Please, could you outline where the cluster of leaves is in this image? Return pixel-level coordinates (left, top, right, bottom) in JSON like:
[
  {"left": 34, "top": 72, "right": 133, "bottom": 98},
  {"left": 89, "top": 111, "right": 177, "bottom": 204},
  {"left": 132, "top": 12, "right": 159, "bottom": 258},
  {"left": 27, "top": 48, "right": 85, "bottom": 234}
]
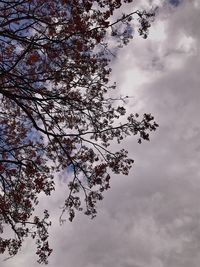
[{"left": 0, "top": 0, "right": 158, "bottom": 263}]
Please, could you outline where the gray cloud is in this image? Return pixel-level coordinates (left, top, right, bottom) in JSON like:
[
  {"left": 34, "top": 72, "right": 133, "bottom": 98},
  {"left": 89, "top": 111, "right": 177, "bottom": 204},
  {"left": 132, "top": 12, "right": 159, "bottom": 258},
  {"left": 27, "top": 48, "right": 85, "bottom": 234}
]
[{"left": 1, "top": 1, "right": 200, "bottom": 267}]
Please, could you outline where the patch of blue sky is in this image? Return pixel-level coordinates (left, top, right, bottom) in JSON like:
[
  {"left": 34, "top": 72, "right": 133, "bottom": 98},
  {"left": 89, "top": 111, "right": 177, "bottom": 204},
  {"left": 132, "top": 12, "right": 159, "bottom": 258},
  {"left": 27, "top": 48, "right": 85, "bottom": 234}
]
[
  {"left": 26, "top": 127, "right": 42, "bottom": 144},
  {"left": 169, "top": 0, "right": 181, "bottom": 7}
]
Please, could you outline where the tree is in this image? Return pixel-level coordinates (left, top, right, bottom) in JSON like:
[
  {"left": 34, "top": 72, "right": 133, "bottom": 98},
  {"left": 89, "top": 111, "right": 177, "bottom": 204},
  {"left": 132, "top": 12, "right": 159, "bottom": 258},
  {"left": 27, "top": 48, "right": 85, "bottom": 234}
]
[{"left": 0, "top": 0, "right": 158, "bottom": 264}]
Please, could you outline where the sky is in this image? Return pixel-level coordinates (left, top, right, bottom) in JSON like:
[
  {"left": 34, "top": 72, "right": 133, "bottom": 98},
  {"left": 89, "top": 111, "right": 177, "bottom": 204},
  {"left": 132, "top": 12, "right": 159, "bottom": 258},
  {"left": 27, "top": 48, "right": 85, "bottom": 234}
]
[{"left": 1, "top": 0, "right": 200, "bottom": 266}]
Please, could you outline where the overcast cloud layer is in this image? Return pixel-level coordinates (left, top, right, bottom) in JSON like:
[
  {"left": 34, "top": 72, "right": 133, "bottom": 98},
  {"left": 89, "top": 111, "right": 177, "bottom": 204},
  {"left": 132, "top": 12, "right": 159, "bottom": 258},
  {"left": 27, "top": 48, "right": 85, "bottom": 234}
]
[{"left": 2, "top": 1, "right": 200, "bottom": 267}]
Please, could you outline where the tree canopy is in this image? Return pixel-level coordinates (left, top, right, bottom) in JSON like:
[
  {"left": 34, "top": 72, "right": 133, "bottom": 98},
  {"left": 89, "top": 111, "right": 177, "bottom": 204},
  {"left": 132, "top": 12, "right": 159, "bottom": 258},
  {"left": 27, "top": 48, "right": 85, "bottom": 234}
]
[{"left": 0, "top": 0, "right": 158, "bottom": 263}]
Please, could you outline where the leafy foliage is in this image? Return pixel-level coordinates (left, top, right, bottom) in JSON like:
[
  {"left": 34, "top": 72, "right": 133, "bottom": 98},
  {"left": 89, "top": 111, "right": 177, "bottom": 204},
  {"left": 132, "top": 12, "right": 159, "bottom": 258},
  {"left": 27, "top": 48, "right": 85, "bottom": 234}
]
[{"left": 0, "top": 0, "right": 158, "bottom": 263}]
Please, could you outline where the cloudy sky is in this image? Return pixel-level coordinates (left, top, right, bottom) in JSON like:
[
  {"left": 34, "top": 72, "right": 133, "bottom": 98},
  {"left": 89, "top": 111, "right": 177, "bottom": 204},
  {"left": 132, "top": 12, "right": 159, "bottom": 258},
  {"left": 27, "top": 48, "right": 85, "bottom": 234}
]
[{"left": 2, "top": 0, "right": 200, "bottom": 266}]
